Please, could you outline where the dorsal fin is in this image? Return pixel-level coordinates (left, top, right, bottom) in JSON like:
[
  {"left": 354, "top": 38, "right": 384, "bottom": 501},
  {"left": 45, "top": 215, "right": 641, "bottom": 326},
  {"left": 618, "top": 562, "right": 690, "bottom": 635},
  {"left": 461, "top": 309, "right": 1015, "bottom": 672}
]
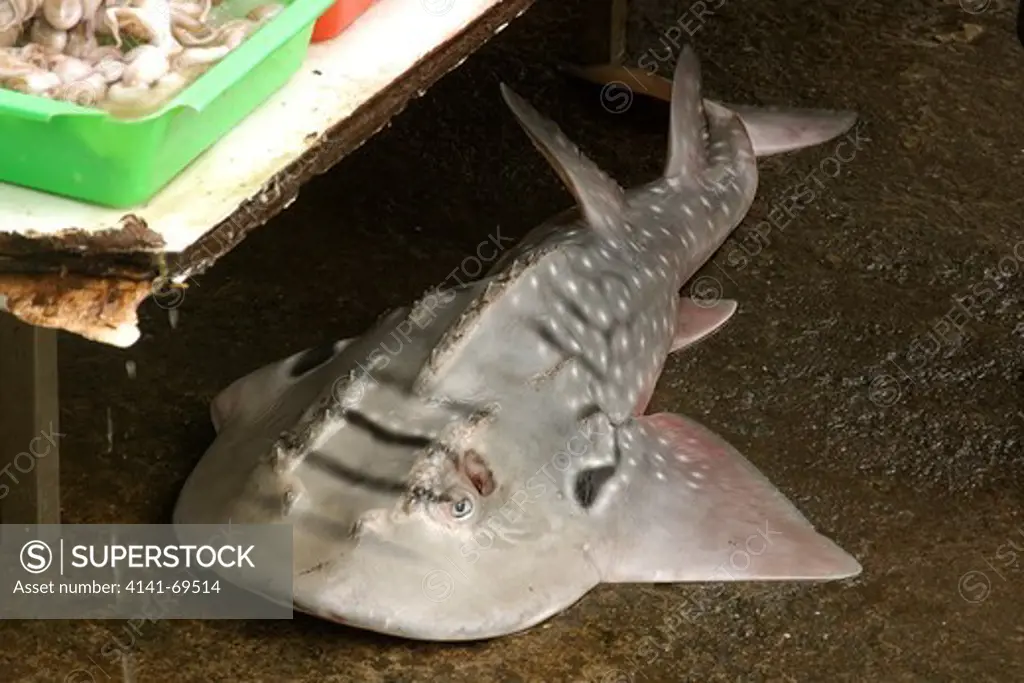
[
  {"left": 664, "top": 45, "right": 709, "bottom": 180},
  {"left": 499, "top": 83, "right": 627, "bottom": 241}
]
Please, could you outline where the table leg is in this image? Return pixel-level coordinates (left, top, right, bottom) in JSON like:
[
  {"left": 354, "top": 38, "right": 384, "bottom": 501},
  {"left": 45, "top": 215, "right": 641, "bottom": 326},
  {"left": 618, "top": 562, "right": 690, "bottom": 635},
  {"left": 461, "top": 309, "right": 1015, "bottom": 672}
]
[
  {"left": 1018, "top": 0, "right": 1023, "bottom": 47},
  {"left": 0, "top": 314, "right": 60, "bottom": 525},
  {"left": 564, "top": 0, "right": 672, "bottom": 108},
  {"left": 576, "top": 0, "right": 629, "bottom": 67}
]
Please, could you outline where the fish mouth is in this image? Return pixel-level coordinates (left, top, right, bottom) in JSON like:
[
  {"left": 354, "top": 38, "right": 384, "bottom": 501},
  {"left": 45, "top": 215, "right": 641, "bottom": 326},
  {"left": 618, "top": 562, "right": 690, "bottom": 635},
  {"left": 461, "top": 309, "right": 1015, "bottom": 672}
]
[
  {"left": 292, "top": 530, "right": 472, "bottom": 638},
  {"left": 281, "top": 512, "right": 602, "bottom": 642}
]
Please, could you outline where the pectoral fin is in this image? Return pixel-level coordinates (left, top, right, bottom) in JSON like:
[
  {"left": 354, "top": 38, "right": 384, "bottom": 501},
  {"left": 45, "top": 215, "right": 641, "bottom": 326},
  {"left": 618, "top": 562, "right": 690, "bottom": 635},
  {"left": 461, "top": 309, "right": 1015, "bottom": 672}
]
[{"left": 591, "top": 412, "right": 862, "bottom": 582}]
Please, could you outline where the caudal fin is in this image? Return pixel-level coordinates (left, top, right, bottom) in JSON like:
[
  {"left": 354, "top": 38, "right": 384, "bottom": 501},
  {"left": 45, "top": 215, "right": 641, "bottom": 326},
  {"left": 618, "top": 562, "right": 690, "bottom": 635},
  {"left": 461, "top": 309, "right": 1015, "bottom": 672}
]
[
  {"left": 722, "top": 104, "right": 858, "bottom": 157},
  {"left": 564, "top": 62, "right": 858, "bottom": 158}
]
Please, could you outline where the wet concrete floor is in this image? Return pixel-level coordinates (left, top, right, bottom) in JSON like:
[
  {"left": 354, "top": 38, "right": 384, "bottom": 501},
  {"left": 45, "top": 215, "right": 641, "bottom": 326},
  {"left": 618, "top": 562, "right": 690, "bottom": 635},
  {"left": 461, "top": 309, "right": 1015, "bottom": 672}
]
[{"left": 3, "top": 0, "right": 1024, "bottom": 680}]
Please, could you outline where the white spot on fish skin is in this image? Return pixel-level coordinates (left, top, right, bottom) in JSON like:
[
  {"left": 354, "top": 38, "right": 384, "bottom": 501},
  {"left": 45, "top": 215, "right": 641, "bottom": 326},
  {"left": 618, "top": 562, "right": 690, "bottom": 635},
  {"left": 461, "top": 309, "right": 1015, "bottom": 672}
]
[
  {"left": 626, "top": 388, "right": 637, "bottom": 406},
  {"left": 656, "top": 472, "right": 667, "bottom": 481},
  {"left": 700, "top": 196, "right": 712, "bottom": 210},
  {"left": 682, "top": 205, "right": 694, "bottom": 218},
  {"left": 678, "top": 454, "right": 691, "bottom": 463},
  {"left": 692, "top": 471, "right": 705, "bottom": 480},
  {"left": 687, "top": 481, "right": 700, "bottom": 489},
  {"left": 652, "top": 205, "right": 663, "bottom": 215},
  {"left": 529, "top": 274, "right": 540, "bottom": 289}
]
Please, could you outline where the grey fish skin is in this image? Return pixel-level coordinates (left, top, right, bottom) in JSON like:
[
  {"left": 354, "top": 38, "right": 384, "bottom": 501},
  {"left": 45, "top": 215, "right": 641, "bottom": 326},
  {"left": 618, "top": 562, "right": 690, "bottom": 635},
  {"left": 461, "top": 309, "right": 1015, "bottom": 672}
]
[{"left": 173, "top": 46, "right": 862, "bottom": 642}]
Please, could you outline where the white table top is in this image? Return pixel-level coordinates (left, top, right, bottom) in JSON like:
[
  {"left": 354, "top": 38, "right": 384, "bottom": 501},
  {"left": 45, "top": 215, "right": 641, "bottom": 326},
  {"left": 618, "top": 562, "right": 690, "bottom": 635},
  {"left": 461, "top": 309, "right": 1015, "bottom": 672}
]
[
  {"left": 0, "top": 0, "right": 516, "bottom": 253},
  {"left": 0, "top": 0, "right": 530, "bottom": 347}
]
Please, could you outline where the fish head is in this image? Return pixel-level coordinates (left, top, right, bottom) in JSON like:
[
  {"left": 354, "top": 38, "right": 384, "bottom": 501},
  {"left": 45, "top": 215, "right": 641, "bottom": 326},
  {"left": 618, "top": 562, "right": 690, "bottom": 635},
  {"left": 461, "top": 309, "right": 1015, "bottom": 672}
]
[{"left": 294, "top": 405, "right": 600, "bottom": 641}]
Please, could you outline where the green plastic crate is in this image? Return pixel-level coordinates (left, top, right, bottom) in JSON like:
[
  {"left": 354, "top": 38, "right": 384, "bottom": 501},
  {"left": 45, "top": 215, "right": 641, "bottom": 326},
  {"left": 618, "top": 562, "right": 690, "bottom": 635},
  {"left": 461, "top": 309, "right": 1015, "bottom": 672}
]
[{"left": 0, "top": 0, "right": 336, "bottom": 208}]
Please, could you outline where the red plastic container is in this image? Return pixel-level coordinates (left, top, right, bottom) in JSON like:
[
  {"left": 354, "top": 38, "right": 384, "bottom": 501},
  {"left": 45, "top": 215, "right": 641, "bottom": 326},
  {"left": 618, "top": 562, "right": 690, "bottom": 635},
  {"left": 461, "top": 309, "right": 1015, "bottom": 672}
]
[{"left": 311, "top": 0, "right": 377, "bottom": 42}]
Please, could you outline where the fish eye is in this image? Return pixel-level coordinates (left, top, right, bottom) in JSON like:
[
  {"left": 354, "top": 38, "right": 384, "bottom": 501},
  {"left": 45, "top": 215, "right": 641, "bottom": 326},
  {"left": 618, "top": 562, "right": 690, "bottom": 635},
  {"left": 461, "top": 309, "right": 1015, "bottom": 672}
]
[{"left": 451, "top": 497, "right": 473, "bottom": 519}]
